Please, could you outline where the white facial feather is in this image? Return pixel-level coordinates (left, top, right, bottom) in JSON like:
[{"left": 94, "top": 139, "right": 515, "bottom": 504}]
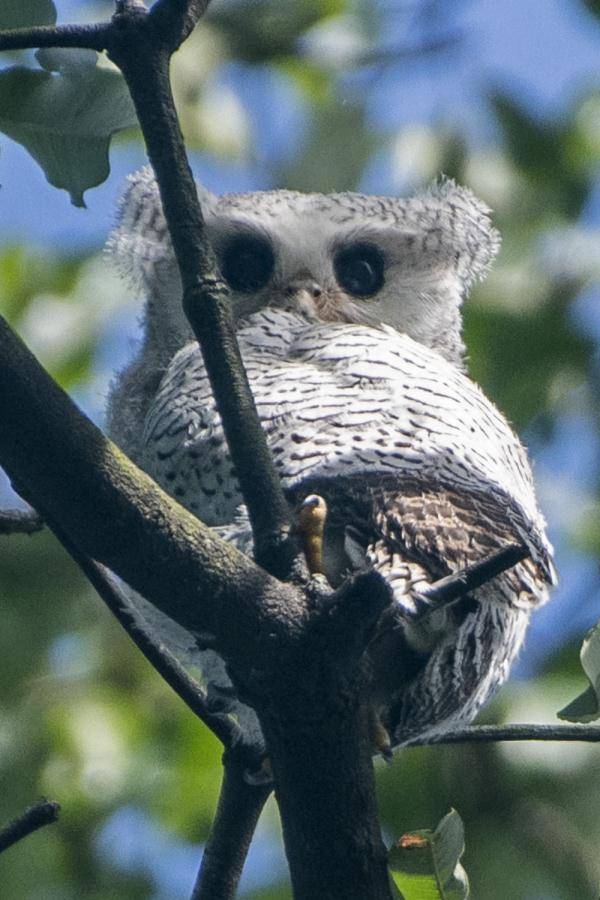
[{"left": 107, "top": 167, "right": 500, "bottom": 367}]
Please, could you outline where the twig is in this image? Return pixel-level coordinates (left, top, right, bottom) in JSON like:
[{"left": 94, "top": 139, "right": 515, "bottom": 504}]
[
  {"left": 149, "top": 0, "right": 212, "bottom": 51},
  {"left": 50, "top": 520, "right": 248, "bottom": 753},
  {"left": 418, "top": 543, "right": 529, "bottom": 608},
  {"left": 0, "top": 800, "right": 60, "bottom": 854},
  {"left": 0, "top": 508, "right": 43, "bottom": 535},
  {"left": 349, "top": 32, "right": 463, "bottom": 68},
  {"left": 191, "top": 760, "right": 271, "bottom": 900},
  {"left": 0, "top": 23, "right": 110, "bottom": 52},
  {"left": 407, "top": 723, "right": 600, "bottom": 747}
]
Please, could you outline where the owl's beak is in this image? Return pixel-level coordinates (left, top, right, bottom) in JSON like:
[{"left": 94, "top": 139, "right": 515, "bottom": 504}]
[{"left": 283, "top": 276, "right": 323, "bottom": 318}]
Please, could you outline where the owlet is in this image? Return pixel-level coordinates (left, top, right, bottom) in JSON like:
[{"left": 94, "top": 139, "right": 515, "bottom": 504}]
[{"left": 107, "top": 169, "right": 555, "bottom": 747}]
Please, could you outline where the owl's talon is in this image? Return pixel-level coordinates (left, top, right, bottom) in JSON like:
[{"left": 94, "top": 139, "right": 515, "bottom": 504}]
[
  {"left": 369, "top": 709, "right": 393, "bottom": 761},
  {"left": 297, "top": 494, "right": 328, "bottom": 575}
]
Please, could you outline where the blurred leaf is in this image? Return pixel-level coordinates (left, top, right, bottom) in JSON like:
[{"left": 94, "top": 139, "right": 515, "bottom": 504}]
[
  {"left": 280, "top": 98, "right": 376, "bottom": 191},
  {"left": 0, "top": 245, "right": 83, "bottom": 323},
  {"left": 558, "top": 624, "right": 600, "bottom": 723},
  {"left": 489, "top": 91, "right": 588, "bottom": 219},
  {"left": 388, "top": 809, "right": 470, "bottom": 899},
  {"left": 0, "top": 51, "right": 137, "bottom": 206},
  {"left": 582, "top": 0, "right": 600, "bottom": 17},
  {"left": 0, "top": 0, "right": 56, "bottom": 28},
  {"left": 208, "top": 0, "right": 344, "bottom": 63},
  {"left": 465, "top": 286, "right": 592, "bottom": 428},
  {"left": 278, "top": 56, "right": 331, "bottom": 103}
]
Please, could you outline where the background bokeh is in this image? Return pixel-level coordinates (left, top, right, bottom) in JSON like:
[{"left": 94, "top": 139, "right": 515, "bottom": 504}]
[{"left": 1, "top": 1, "right": 600, "bottom": 897}]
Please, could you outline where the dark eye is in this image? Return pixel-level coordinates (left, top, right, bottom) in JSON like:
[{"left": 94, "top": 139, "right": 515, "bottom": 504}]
[
  {"left": 334, "top": 243, "right": 384, "bottom": 297},
  {"left": 221, "top": 235, "right": 275, "bottom": 292}
]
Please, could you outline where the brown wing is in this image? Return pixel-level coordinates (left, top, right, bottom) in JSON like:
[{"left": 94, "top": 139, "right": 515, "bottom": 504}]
[{"left": 291, "top": 474, "right": 547, "bottom": 745}]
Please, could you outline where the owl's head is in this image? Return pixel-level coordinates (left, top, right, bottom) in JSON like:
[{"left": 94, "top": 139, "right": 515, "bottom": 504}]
[{"left": 109, "top": 168, "right": 499, "bottom": 365}]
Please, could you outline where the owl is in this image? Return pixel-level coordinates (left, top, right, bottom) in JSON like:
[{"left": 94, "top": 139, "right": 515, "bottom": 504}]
[{"left": 106, "top": 168, "right": 555, "bottom": 748}]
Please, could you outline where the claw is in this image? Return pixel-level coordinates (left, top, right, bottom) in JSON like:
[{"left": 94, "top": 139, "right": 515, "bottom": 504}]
[
  {"left": 297, "top": 494, "right": 328, "bottom": 575},
  {"left": 369, "top": 708, "right": 393, "bottom": 761}
]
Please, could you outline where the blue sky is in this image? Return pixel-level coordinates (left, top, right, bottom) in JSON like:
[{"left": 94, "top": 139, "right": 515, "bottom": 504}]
[{"left": 3, "top": 0, "right": 600, "bottom": 245}]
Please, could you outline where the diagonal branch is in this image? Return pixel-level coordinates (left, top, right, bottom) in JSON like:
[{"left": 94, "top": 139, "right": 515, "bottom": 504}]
[
  {"left": 53, "top": 524, "right": 246, "bottom": 751},
  {"left": 418, "top": 542, "right": 529, "bottom": 609},
  {"left": 0, "top": 313, "right": 305, "bottom": 674},
  {"left": 0, "top": 800, "right": 60, "bottom": 854},
  {"left": 105, "top": 5, "right": 293, "bottom": 577}
]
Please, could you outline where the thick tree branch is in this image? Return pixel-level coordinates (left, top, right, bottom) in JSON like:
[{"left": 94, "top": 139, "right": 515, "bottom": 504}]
[
  {"left": 0, "top": 314, "right": 305, "bottom": 679},
  {"left": 252, "top": 570, "right": 394, "bottom": 900},
  {"left": 192, "top": 761, "right": 271, "bottom": 900},
  {"left": 0, "top": 311, "right": 394, "bottom": 897},
  {"left": 408, "top": 723, "right": 600, "bottom": 746},
  {"left": 259, "top": 694, "right": 391, "bottom": 899},
  {"left": 0, "top": 800, "right": 60, "bottom": 854},
  {"left": 0, "top": 508, "right": 43, "bottom": 535}
]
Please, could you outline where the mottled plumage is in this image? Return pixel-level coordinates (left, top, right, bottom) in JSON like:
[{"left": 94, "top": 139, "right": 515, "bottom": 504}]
[{"left": 107, "top": 169, "right": 555, "bottom": 746}]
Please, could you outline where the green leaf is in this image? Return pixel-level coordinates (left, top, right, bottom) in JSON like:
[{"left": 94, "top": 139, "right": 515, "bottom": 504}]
[
  {"left": 558, "top": 623, "right": 600, "bottom": 722},
  {"left": 281, "top": 98, "right": 376, "bottom": 192},
  {"left": 208, "top": 0, "right": 345, "bottom": 63},
  {"left": 582, "top": 0, "right": 600, "bottom": 17},
  {"left": 0, "top": 51, "right": 137, "bottom": 206},
  {"left": 388, "top": 810, "right": 470, "bottom": 900},
  {"left": 489, "top": 90, "right": 588, "bottom": 218},
  {"left": 0, "top": 0, "right": 56, "bottom": 29}
]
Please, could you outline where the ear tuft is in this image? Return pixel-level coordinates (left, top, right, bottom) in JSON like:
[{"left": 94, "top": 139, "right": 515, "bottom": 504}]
[
  {"left": 106, "top": 166, "right": 216, "bottom": 292},
  {"left": 417, "top": 176, "right": 501, "bottom": 288}
]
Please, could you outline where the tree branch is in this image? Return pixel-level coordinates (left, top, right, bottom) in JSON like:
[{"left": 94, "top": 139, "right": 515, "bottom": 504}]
[
  {"left": 0, "top": 800, "right": 60, "bottom": 854},
  {"left": 148, "top": 0, "right": 212, "bottom": 51},
  {"left": 192, "top": 761, "right": 271, "bottom": 900},
  {"left": 0, "top": 314, "right": 305, "bottom": 677},
  {"left": 408, "top": 723, "right": 600, "bottom": 747},
  {"left": 0, "top": 507, "right": 43, "bottom": 535},
  {"left": 105, "top": 5, "right": 293, "bottom": 576},
  {"left": 418, "top": 543, "right": 530, "bottom": 609},
  {"left": 52, "top": 523, "right": 248, "bottom": 753},
  {"left": 254, "top": 570, "right": 394, "bottom": 900},
  {"left": 0, "top": 309, "right": 395, "bottom": 897},
  {"left": 0, "top": 23, "right": 110, "bottom": 52}
]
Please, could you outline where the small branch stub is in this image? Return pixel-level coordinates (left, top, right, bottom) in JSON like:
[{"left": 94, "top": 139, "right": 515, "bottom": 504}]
[
  {"left": 0, "top": 800, "right": 60, "bottom": 854},
  {"left": 0, "top": 508, "right": 44, "bottom": 535}
]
